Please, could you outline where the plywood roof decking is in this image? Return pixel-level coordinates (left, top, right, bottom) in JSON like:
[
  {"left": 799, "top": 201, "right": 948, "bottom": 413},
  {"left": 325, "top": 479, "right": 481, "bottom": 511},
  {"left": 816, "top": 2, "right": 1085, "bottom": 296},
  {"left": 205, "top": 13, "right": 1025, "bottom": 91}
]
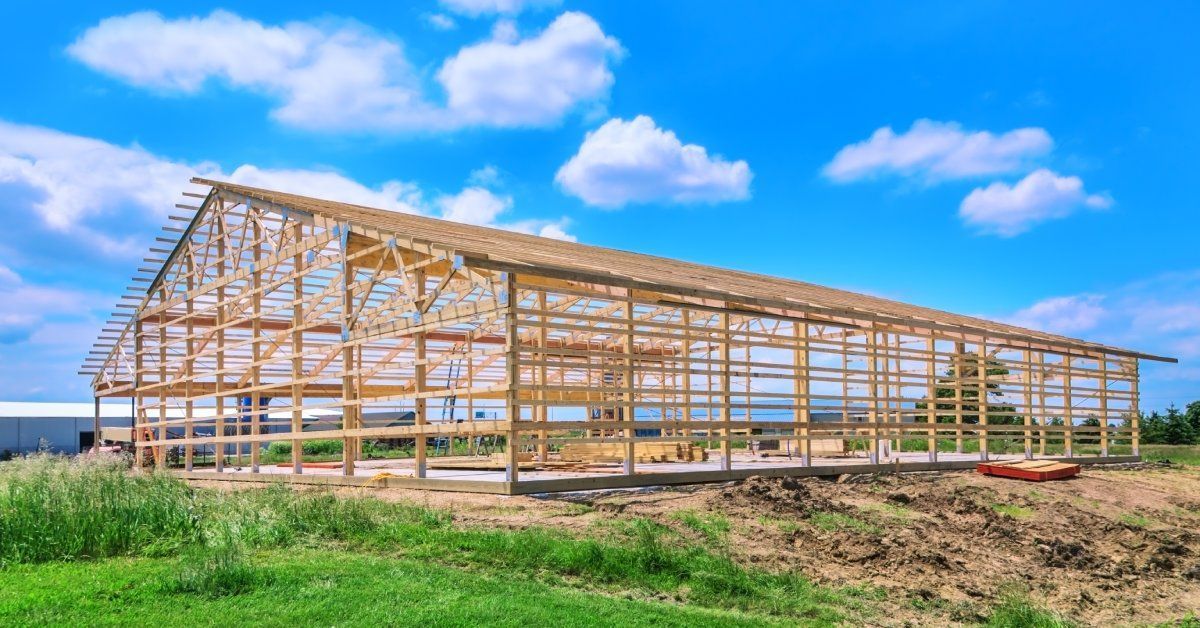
[{"left": 192, "top": 178, "right": 1174, "bottom": 363}]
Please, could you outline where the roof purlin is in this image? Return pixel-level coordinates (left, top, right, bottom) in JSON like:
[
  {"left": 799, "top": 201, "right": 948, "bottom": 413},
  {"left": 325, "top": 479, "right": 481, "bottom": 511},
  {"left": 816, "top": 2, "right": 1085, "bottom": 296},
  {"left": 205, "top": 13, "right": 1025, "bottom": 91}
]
[{"left": 193, "top": 177, "right": 1176, "bottom": 364}]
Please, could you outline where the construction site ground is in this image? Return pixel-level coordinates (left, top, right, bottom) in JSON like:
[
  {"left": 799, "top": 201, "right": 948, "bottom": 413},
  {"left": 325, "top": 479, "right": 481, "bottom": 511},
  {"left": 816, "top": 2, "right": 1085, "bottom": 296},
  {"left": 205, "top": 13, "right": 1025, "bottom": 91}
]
[{"left": 194, "top": 459, "right": 1200, "bottom": 625}]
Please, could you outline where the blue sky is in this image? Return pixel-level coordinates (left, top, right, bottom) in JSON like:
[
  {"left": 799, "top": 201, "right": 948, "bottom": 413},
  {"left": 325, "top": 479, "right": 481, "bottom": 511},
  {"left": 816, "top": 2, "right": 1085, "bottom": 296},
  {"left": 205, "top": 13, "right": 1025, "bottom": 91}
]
[{"left": 0, "top": 1, "right": 1196, "bottom": 409}]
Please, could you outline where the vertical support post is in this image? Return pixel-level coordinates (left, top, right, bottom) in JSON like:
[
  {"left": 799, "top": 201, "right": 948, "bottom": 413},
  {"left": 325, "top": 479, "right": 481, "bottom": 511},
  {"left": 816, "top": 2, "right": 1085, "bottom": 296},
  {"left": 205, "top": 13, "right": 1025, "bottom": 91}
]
[
  {"left": 1022, "top": 349, "right": 1033, "bottom": 459},
  {"left": 890, "top": 333, "right": 901, "bottom": 453},
  {"left": 134, "top": 317, "right": 144, "bottom": 468},
  {"left": 92, "top": 396, "right": 101, "bottom": 454},
  {"left": 1099, "top": 355, "right": 1109, "bottom": 457},
  {"left": 1036, "top": 352, "right": 1046, "bottom": 456},
  {"left": 1130, "top": 359, "right": 1140, "bottom": 457},
  {"left": 681, "top": 309, "right": 693, "bottom": 441},
  {"left": 291, "top": 220, "right": 305, "bottom": 475},
  {"left": 503, "top": 273, "right": 520, "bottom": 484},
  {"left": 1063, "top": 355, "right": 1073, "bottom": 458},
  {"left": 340, "top": 223, "right": 356, "bottom": 477},
  {"left": 537, "top": 290, "right": 549, "bottom": 462},
  {"left": 623, "top": 291, "right": 636, "bottom": 475},
  {"left": 977, "top": 342, "right": 989, "bottom": 461},
  {"left": 184, "top": 250, "right": 195, "bottom": 472},
  {"left": 926, "top": 337, "right": 937, "bottom": 463},
  {"left": 953, "top": 341, "right": 965, "bottom": 454},
  {"left": 867, "top": 329, "right": 881, "bottom": 464},
  {"left": 156, "top": 286, "right": 168, "bottom": 470},
  {"left": 719, "top": 311, "right": 732, "bottom": 471},
  {"left": 250, "top": 211, "right": 262, "bottom": 474},
  {"left": 467, "top": 332, "right": 475, "bottom": 455},
  {"left": 414, "top": 267, "right": 428, "bottom": 479},
  {"left": 214, "top": 202, "right": 226, "bottom": 472},
  {"left": 795, "top": 321, "right": 811, "bottom": 466}
]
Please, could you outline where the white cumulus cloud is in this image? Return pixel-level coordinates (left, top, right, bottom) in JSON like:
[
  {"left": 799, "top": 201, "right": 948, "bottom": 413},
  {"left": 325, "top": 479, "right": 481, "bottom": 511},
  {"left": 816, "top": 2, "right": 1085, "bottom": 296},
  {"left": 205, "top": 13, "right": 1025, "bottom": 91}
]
[
  {"left": 438, "top": 12, "right": 623, "bottom": 127},
  {"left": 556, "top": 115, "right": 752, "bottom": 208},
  {"left": 435, "top": 186, "right": 574, "bottom": 240},
  {"left": 1006, "top": 295, "right": 1107, "bottom": 335},
  {"left": 959, "top": 169, "right": 1112, "bottom": 236},
  {"left": 440, "top": 0, "right": 561, "bottom": 16},
  {"left": 424, "top": 13, "right": 458, "bottom": 31},
  {"left": 68, "top": 10, "right": 622, "bottom": 132},
  {"left": 823, "top": 119, "right": 1053, "bottom": 183},
  {"left": 0, "top": 120, "right": 574, "bottom": 253},
  {"left": 999, "top": 270, "right": 1200, "bottom": 410}
]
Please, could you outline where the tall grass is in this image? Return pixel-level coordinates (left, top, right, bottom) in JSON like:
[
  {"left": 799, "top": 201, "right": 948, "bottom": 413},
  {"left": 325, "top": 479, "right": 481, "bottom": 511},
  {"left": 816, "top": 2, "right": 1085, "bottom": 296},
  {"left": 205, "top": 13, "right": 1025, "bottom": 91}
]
[
  {"left": 0, "top": 455, "right": 863, "bottom": 621},
  {"left": 0, "top": 454, "right": 199, "bottom": 565}
]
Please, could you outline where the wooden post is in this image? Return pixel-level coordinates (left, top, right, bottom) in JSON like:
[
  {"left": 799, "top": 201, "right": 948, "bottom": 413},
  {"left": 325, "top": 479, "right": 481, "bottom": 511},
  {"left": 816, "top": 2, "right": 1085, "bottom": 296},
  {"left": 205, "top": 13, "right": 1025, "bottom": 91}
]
[
  {"left": 1022, "top": 349, "right": 1033, "bottom": 459},
  {"left": 623, "top": 292, "right": 636, "bottom": 475},
  {"left": 250, "top": 211, "right": 262, "bottom": 474},
  {"left": 134, "top": 317, "right": 143, "bottom": 468},
  {"left": 795, "top": 321, "right": 811, "bottom": 466},
  {"left": 867, "top": 330, "right": 881, "bottom": 464},
  {"left": 1130, "top": 359, "right": 1140, "bottom": 457},
  {"left": 340, "top": 223, "right": 356, "bottom": 477},
  {"left": 926, "top": 337, "right": 937, "bottom": 462},
  {"left": 977, "top": 342, "right": 988, "bottom": 461},
  {"left": 504, "top": 273, "right": 520, "bottom": 484},
  {"left": 537, "top": 290, "right": 549, "bottom": 462},
  {"left": 92, "top": 397, "right": 101, "bottom": 454},
  {"left": 1098, "top": 356, "right": 1109, "bottom": 457},
  {"left": 954, "top": 341, "right": 965, "bottom": 454},
  {"left": 1062, "top": 355, "right": 1073, "bottom": 458},
  {"left": 291, "top": 220, "right": 305, "bottom": 474},
  {"left": 184, "top": 250, "right": 195, "bottom": 472},
  {"left": 1036, "top": 352, "right": 1046, "bottom": 456},
  {"left": 681, "top": 309, "right": 693, "bottom": 441},
  {"left": 414, "top": 267, "right": 428, "bottom": 478},
  {"left": 157, "top": 286, "right": 168, "bottom": 470},
  {"left": 214, "top": 205, "right": 226, "bottom": 473},
  {"left": 719, "top": 311, "right": 732, "bottom": 471}
]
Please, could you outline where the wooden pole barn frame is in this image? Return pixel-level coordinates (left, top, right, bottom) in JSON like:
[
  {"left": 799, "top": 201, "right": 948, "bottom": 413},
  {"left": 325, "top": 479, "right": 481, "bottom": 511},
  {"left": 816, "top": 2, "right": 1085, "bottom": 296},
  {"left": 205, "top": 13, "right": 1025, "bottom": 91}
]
[{"left": 81, "top": 180, "right": 1176, "bottom": 494}]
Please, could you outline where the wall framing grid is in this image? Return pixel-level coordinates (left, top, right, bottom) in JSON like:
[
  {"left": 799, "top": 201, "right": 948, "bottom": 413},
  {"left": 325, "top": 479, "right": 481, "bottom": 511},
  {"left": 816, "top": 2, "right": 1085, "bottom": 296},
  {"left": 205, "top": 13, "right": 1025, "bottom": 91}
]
[{"left": 81, "top": 180, "right": 1175, "bottom": 494}]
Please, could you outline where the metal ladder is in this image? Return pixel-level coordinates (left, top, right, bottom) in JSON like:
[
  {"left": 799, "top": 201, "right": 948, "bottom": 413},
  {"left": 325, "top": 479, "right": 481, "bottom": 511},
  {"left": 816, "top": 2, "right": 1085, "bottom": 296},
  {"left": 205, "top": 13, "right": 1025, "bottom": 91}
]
[{"left": 433, "top": 358, "right": 463, "bottom": 456}]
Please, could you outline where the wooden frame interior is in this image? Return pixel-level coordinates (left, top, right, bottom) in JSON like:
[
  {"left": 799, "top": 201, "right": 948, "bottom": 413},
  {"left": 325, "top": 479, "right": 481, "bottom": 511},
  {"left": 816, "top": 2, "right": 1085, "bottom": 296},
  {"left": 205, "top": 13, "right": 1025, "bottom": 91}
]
[{"left": 81, "top": 179, "right": 1176, "bottom": 493}]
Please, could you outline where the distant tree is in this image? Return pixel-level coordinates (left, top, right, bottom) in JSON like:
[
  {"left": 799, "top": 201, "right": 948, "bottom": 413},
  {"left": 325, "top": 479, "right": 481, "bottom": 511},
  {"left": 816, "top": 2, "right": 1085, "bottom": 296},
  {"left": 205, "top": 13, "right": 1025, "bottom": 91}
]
[
  {"left": 1160, "top": 405, "right": 1197, "bottom": 445},
  {"left": 1140, "top": 411, "right": 1167, "bottom": 444},
  {"left": 1186, "top": 400, "right": 1200, "bottom": 435},
  {"left": 916, "top": 352, "right": 1019, "bottom": 425}
]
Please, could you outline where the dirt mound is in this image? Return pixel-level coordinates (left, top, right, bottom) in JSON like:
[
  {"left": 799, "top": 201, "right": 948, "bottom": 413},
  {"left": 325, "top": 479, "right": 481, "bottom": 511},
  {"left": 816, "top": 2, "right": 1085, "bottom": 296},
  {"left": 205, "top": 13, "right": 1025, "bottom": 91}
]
[
  {"left": 717, "top": 475, "right": 841, "bottom": 516},
  {"left": 334, "top": 464, "right": 1200, "bottom": 625},
  {"left": 693, "top": 471, "right": 1200, "bottom": 625}
]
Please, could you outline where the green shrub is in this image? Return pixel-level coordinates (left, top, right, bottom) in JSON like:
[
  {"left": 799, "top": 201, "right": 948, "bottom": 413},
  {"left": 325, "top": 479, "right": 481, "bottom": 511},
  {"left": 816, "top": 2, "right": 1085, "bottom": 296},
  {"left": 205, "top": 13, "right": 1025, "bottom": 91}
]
[{"left": 303, "top": 440, "right": 343, "bottom": 456}]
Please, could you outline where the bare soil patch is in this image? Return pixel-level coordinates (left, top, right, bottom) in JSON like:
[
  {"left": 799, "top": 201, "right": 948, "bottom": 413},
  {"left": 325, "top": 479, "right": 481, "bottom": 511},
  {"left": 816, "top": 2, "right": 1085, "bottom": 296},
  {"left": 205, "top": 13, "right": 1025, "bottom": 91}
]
[{"left": 193, "top": 463, "right": 1200, "bottom": 625}]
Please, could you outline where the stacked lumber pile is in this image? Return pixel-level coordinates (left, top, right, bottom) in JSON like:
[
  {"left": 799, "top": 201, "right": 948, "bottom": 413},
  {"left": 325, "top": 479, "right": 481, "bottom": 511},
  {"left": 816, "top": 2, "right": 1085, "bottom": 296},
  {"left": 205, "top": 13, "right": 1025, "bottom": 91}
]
[{"left": 558, "top": 442, "right": 708, "bottom": 464}]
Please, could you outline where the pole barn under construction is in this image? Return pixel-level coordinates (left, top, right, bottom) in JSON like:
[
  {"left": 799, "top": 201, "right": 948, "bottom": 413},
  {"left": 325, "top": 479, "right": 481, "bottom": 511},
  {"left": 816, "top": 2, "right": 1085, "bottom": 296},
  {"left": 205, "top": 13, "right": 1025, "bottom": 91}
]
[{"left": 81, "top": 179, "right": 1176, "bottom": 494}]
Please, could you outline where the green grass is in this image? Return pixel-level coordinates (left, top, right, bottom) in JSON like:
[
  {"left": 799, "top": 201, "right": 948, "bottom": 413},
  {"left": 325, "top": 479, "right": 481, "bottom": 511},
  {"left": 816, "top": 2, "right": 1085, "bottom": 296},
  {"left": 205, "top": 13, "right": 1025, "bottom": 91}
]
[
  {"left": 0, "top": 550, "right": 783, "bottom": 627},
  {"left": 671, "top": 510, "right": 731, "bottom": 544},
  {"left": 985, "top": 591, "right": 1074, "bottom": 627},
  {"left": 857, "top": 502, "right": 914, "bottom": 522},
  {"left": 757, "top": 515, "right": 802, "bottom": 534},
  {"left": 1119, "top": 512, "right": 1151, "bottom": 528},
  {"left": 0, "top": 454, "right": 869, "bottom": 624},
  {"left": 1140, "top": 444, "right": 1200, "bottom": 466},
  {"left": 991, "top": 503, "right": 1034, "bottom": 519},
  {"left": 0, "top": 454, "right": 200, "bottom": 564},
  {"left": 809, "top": 511, "right": 881, "bottom": 535}
]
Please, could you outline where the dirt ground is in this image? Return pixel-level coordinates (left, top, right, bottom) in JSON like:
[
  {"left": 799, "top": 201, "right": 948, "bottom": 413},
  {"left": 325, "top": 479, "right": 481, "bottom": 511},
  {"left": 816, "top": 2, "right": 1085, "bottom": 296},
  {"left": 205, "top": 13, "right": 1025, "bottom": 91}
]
[{"left": 201, "top": 462, "right": 1200, "bottom": 625}]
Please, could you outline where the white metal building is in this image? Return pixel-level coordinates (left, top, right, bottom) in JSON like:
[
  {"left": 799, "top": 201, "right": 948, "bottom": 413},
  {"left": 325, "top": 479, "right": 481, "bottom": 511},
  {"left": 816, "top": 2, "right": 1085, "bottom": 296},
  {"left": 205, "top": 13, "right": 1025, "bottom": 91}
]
[{"left": 0, "top": 402, "right": 136, "bottom": 456}]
